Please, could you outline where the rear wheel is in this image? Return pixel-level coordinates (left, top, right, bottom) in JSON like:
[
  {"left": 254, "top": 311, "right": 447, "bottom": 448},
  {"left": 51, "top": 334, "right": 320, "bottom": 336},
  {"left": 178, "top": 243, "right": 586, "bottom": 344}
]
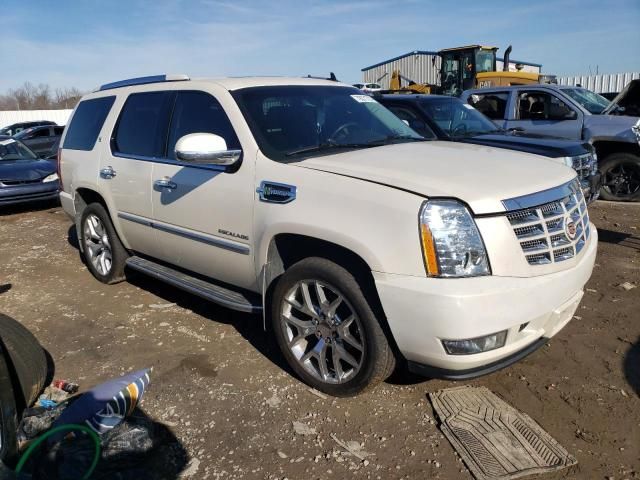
[
  {"left": 271, "top": 257, "right": 394, "bottom": 397},
  {"left": 599, "top": 153, "right": 640, "bottom": 201},
  {"left": 80, "top": 203, "right": 128, "bottom": 284}
]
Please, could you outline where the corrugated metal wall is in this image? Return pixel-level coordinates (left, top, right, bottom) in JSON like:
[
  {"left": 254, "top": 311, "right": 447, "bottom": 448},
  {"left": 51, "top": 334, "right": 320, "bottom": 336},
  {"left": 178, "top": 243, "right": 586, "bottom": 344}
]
[
  {"left": 362, "top": 53, "right": 441, "bottom": 89},
  {"left": 362, "top": 53, "right": 542, "bottom": 88},
  {"left": 0, "top": 109, "right": 72, "bottom": 129},
  {"left": 557, "top": 72, "right": 640, "bottom": 93}
]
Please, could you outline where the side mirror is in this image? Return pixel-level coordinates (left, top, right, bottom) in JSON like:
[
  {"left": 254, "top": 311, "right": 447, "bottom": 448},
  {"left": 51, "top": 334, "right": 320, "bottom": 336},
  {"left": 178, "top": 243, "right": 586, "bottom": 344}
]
[{"left": 175, "top": 133, "right": 241, "bottom": 166}]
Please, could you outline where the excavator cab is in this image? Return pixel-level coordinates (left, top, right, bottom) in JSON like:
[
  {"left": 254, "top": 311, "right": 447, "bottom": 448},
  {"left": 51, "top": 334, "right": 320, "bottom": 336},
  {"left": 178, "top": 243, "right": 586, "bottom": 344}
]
[{"left": 438, "top": 45, "right": 497, "bottom": 96}]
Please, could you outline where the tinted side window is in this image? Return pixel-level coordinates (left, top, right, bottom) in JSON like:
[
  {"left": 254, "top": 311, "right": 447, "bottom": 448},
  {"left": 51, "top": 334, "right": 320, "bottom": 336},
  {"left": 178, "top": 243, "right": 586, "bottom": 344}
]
[
  {"left": 167, "top": 91, "right": 240, "bottom": 160},
  {"left": 33, "top": 128, "right": 51, "bottom": 138},
  {"left": 64, "top": 96, "right": 115, "bottom": 151},
  {"left": 113, "top": 91, "right": 173, "bottom": 157},
  {"left": 386, "top": 105, "right": 436, "bottom": 139},
  {"left": 468, "top": 93, "right": 509, "bottom": 120},
  {"left": 517, "top": 91, "right": 574, "bottom": 120},
  {"left": 54, "top": 126, "right": 65, "bottom": 135}
]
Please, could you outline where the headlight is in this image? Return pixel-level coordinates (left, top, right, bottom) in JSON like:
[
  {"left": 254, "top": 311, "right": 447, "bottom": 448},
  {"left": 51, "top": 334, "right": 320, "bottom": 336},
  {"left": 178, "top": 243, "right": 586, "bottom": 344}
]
[
  {"left": 43, "top": 173, "right": 59, "bottom": 183},
  {"left": 419, "top": 200, "right": 490, "bottom": 277}
]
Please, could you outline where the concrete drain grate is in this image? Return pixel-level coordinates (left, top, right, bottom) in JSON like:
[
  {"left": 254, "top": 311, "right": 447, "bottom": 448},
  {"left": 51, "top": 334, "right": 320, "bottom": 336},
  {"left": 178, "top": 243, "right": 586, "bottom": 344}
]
[{"left": 429, "top": 386, "right": 577, "bottom": 479}]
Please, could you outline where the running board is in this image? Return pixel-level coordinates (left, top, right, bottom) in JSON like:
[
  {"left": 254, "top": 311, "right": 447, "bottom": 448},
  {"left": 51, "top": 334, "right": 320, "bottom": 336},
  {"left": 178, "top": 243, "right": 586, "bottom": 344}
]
[{"left": 125, "top": 256, "right": 262, "bottom": 314}]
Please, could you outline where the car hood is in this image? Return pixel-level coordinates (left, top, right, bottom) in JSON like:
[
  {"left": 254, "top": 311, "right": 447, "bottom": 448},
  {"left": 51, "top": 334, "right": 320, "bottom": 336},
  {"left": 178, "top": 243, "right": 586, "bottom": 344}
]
[
  {"left": 603, "top": 79, "right": 640, "bottom": 116},
  {"left": 293, "top": 141, "right": 576, "bottom": 214},
  {"left": 583, "top": 114, "right": 640, "bottom": 141},
  {"left": 0, "top": 159, "right": 55, "bottom": 182},
  {"left": 459, "top": 133, "right": 590, "bottom": 158}
]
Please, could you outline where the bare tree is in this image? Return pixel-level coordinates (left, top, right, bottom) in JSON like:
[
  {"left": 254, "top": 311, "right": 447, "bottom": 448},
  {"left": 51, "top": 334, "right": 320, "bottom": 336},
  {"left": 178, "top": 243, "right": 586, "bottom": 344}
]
[{"left": 0, "top": 82, "right": 83, "bottom": 110}]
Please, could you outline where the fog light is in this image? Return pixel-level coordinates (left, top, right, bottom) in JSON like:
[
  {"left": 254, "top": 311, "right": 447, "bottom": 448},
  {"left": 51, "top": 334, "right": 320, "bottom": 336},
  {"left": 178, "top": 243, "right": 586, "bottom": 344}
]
[{"left": 442, "top": 331, "right": 507, "bottom": 355}]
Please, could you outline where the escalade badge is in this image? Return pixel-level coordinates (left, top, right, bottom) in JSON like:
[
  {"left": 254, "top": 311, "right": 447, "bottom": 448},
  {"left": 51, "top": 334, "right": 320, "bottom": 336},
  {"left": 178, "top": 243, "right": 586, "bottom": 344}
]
[
  {"left": 256, "top": 181, "right": 296, "bottom": 204},
  {"left": 565, "top": 219, "right": 577, "bottom": 241}
]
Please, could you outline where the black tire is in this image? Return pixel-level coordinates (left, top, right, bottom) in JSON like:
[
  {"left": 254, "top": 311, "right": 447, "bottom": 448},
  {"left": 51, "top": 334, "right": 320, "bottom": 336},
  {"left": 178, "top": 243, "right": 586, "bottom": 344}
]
[
  {"left": 271, "top": 257, "right": 394, "bottom": 397},
  {"left": 80, "top": 202, "right": 128, "bottom": 284},
  {"left": 0, "top": 314, "right": 47, "bottom": 409},
  {"left": 599, "top": 153, "right": 640, "bottom": 202}
]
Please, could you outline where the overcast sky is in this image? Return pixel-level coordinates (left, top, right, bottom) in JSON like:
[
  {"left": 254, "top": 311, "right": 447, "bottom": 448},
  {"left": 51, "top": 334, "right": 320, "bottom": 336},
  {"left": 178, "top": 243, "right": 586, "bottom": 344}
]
[{"left": 1, "top": 0, "right": 639, "bottom": 92}]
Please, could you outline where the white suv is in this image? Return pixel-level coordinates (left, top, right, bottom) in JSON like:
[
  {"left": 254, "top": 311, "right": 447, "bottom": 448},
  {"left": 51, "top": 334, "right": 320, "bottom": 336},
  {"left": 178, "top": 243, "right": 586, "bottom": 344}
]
[{"left": 58, "top": 74, "right": 597, "bottom": 396}]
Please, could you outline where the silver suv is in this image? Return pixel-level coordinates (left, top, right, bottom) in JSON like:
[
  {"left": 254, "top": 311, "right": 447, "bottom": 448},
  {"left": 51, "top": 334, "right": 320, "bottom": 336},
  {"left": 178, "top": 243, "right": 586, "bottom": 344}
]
[{"left": 58, "top": 74, "right": 596, "bottom": 396}]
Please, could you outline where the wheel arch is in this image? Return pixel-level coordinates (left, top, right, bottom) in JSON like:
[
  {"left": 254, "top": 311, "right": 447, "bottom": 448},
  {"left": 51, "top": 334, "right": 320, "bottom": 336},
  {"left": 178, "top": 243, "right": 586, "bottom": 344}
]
[
  {"left": 262, "top": 233, "right": 394, "bottom": 346},
  {"left": 592, "top": 140, "right": 640, "bottom": 161},
  {"left": 73, "top": 188, "right": 130, "bottom": 251}
]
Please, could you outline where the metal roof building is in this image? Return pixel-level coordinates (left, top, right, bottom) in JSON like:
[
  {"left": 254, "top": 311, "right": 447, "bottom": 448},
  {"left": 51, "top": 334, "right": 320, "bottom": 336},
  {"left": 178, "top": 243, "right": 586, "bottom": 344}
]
[
  {"left": 361, "top": 50, "right": 542, "bottom": 89},
  {"left": 557, "top": 72, "right": 640, "bottom": 93}
]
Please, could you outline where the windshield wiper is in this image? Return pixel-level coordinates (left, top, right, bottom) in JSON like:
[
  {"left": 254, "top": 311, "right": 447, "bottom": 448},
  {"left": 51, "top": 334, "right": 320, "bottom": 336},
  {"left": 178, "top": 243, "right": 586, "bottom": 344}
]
[
  {"left": 285, "top": 135, "right": 426, "bottom": 157},
  {"left": 285, "top": 142, "right": 378, "bottom": 157}
]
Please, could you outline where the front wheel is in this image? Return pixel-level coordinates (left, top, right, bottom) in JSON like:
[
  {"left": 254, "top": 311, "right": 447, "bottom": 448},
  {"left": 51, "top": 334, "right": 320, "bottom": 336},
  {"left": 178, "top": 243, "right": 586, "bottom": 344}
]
[
  {"left": 599, "top": 153, "right": 640, "bottom": 201},
  {"left": 271, "top": 257, "right": 394, "bottom": 397}
]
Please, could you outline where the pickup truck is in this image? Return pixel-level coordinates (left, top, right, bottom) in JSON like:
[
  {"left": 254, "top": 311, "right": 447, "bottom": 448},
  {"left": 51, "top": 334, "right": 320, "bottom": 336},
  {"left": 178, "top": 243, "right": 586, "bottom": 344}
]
[
  {"left": 58, "top": 75, "right": 597, "bottom": 396},
  {"left": 461, "top": 85, "right": 640, "bottom": 201}
]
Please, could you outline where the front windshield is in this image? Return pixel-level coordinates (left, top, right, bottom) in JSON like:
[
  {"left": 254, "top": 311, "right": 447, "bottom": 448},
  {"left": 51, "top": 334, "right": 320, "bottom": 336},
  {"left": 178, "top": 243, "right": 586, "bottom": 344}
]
[
  {"left": 419, "top": 98, "right": 500, "bottom": 138},
  {"left": 563, "top": 87, "right": 610, "bottom": 114},
  {"left": 232, "top": 85, "right": 424, "bottom": 161},
  {"left": 475, "top": 50, "right": 494, "bottom": 73},
  {"left": 0, "top": 139, "right": 38, "bottom": 161}
]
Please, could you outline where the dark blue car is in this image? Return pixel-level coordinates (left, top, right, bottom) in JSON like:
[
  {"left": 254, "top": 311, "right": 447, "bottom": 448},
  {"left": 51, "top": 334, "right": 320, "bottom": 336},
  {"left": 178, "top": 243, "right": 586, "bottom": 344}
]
[{"left": 0, "top": 136, "right": 59, "bottom": 206}]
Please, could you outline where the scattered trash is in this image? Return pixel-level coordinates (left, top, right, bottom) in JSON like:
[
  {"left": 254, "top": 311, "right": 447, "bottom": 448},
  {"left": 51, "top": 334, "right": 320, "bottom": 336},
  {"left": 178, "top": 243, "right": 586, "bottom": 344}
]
[
  {"left": 53, "top": 379, "right": 79, "bottom": 394},
  {"left": 292, "top": 421, "right": 316, "bottom": 436},
  {"left": 307, "top": 388, "right": 327, "bottom": 400},
  {"left": 430, "top": 386, "right": 577, "bottom": 479},
  {"left": 181, "top": 457, "right": 201, "bottom": 478},
  {"left": 330, "top": 433, "right": 370, "bottom": 461},
  {"left": 266, "top": 394, "right": 282, "bottom": 408},
  {"left": 277, "top": 450, "right": 288, "bottom": 459},
  {"left": 618, "top": 282, "right": 636, "bottom": 291},
  {"left": 38, "top": 398, "right": 58, "bottom": 410},
  {"left": 586, "top": 288, "right": 598, "bottom": 293},
  {"left": 149, "top": 303, "right": 176, "bottom": 309}
]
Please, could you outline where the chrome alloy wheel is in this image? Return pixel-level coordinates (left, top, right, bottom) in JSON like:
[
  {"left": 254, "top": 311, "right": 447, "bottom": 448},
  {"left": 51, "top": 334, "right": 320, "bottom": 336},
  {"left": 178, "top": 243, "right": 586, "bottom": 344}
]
[
  {"left": 83, "top": 214, "right": 113, "bottom": 276},
  {"left": 281, "top": 280, "right": 365, "bottom": 384}
]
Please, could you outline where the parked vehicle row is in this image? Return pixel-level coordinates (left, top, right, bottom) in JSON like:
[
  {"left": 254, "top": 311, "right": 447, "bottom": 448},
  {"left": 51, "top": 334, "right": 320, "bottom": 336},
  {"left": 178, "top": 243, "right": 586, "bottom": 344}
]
[
  {"left": 56, "top": 74, "right": 596, "bottom": 396},
  {"left": 0, "top": 136, "right": 59, "bottom": 206},
  {"left": 461, "top": 84, "right": 640, "bottom": 201},
  {"left": 376, "top": 93, "right": 600, "bottom": 203}
]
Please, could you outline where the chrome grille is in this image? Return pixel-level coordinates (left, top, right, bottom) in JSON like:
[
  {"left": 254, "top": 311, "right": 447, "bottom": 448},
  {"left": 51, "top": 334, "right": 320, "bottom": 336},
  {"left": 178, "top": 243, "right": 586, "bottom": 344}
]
[
  {"left": 506, "top": 180, "right": 591, "bottom": 266},
  {"left": 570, "top": 153, "right": 597, "bottom": 181}
]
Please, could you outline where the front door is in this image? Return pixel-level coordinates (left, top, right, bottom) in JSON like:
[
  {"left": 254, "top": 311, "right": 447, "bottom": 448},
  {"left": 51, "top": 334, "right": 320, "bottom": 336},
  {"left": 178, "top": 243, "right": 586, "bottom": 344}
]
[
  {"left": 150, "top": 90, "right": 256, "bottom": 290},
  {"left": 505, "top": 90, "right": 582, "bottom": 139}
]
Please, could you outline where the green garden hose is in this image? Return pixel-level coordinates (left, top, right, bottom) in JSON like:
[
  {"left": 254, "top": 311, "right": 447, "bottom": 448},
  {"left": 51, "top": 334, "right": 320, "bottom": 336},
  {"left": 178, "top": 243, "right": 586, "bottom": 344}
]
[{"left": 15, "top": 424, "right": 101, "bottom": 479}]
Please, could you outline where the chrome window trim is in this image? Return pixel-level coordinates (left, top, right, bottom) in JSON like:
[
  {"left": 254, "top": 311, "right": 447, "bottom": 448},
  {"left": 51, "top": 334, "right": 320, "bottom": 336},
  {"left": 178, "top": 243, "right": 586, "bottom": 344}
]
[
  {"left": 117, "top": 212, "right": 250, "bottom": 255},
  {"left": 502, "top": 178, "right": 579, "bottom": 211},
  {"left": 112, "top": 152, "right": 228, "bottom": 172}
]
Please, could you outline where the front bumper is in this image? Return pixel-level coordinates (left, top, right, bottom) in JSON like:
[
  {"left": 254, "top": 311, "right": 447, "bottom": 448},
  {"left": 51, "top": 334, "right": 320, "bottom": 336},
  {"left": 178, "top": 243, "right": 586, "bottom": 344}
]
[
  {"left": 0, "top": 181, "right": 59, "bottom": 206},
  {"left": 581, "top": 172, "right": 601, "bottom": 204},
  {"left": 375, "top": 226, "right": 597, "bottom": 375}
]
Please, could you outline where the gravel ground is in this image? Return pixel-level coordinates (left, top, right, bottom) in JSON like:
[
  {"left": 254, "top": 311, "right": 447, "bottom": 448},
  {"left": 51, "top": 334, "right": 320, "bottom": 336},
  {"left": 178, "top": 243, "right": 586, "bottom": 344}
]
[{"left": 0, "top": 199, "right": 638, "bottom": 480}]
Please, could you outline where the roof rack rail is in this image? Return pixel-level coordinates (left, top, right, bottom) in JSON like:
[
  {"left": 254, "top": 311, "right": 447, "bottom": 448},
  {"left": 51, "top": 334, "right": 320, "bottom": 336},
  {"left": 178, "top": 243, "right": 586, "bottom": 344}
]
[
  {"left": 98, "top": 74, "right": 190, "bottom": 92},
  {"left": 304, "top": 72, "right": 339, "bottom": 82}
]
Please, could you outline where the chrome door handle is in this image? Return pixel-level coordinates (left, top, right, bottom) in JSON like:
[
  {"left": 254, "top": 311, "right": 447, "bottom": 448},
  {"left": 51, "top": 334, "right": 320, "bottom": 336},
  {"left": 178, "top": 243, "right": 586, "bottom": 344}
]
[
  {"left": 99, "top": 166, "right": 116, "bottom": 179},
  {"left": 154, "top": 177, "right": 177, "bottom": 190}
]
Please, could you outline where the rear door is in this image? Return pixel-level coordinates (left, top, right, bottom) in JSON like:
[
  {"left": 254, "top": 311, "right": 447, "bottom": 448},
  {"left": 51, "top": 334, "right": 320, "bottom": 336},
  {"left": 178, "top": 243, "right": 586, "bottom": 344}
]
[
  {"left": 150, "top": 89, "right": 256, "bottom": 289},
  {"left": 101, "top": 90, "right": 174, "bottom": 258},
  {"left": 503, "top": 89, "right": 582, "bottom": 139}
]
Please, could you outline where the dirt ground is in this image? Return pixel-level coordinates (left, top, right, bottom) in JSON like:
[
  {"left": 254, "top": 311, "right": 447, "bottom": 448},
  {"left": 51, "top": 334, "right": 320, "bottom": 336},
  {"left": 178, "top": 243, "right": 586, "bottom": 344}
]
[{"left": 0, "top": 199, "right": 638, "bottom": 480}]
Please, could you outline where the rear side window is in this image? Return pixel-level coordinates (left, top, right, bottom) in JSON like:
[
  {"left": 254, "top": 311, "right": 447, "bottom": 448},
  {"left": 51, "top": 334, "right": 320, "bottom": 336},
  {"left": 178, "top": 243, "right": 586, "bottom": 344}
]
[
  {"left": 112, "top": 91, "right": 173, "bottom": 158},
  {"left": 167, "top": 91, "right": 240, "bottom": 159},
  {"left": 63, "top": 96, "right": 115, "bottom": 151},
  {"left": 467, "top": 92, "right": 509, "bottom": 120}
]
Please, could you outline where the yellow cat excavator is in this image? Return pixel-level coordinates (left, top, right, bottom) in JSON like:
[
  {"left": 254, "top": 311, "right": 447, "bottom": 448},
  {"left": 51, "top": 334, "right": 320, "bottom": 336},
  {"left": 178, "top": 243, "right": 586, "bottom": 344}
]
[{"left": 385, "top": 45, "right": 556, "bottom": 95}]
